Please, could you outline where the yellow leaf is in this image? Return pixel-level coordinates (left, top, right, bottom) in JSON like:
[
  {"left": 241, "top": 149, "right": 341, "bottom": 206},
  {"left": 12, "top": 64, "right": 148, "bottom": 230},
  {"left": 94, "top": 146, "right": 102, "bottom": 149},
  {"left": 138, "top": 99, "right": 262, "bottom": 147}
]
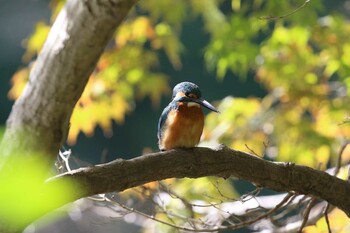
[
  {"left": 23, "top": 22, "right": 50, "bottom": 62},
  {"left": 111, "top": 93, "right": 131, "bottom": 123},
  {"left": 8, "top": 68, "right": 30, "bottom": 99},
  {"left": 231, "top": 0, "right": 241, "bottom": 11},
  {"left": 324, "top": 59, "right": 340, "bottom": 77},
  {"left": 68, "top": 104, "right": 97, "bottom": 144},
  {"left": 305, "top": 209, "right": 350, "bottom": 233},
  {"left": 315, "top": 145, "right": 330, "bottom": 170},
  {"left": 137, "top": 75, "right": 170, "bottom": 107},
  {"left": 341, "top": 43, "right": 350, "bottom": 67},
  {"left": 115, "top": 16, "right": 155, "bottom": 47}
]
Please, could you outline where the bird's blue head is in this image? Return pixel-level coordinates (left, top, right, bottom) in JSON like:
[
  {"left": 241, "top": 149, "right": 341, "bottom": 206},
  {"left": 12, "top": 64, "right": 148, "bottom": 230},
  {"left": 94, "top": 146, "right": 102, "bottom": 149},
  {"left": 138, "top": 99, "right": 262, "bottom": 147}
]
[
  {"left": 172, "top": 82, "right": 219, "bottom": 113},
  {"left": 172, "top": 82, "right": 202, "bottom": 99}
]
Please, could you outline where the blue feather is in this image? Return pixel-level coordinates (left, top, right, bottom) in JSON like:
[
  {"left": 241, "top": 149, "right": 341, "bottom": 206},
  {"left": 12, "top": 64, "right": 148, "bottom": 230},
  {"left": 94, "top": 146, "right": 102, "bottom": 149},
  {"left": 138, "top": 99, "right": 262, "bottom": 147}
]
[{"left": 157, "top": 101, "right": 176, "bottom": 141}]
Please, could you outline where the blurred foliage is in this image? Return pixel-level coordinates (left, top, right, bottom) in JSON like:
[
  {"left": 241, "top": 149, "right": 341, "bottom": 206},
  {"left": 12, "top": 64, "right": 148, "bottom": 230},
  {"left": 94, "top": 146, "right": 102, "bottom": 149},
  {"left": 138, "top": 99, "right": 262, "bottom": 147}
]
[
  {"left": 0, "top": 152, "right": 79, "bottom": 229},
  {"left": 305, "top": 208, "right": 350, "bottom": 233},
  {"left": 121, "top": 177, "right": 237, "bottom": 202},
  {"left": 7, "top": 0, "right": 350, "bottom": 230}
]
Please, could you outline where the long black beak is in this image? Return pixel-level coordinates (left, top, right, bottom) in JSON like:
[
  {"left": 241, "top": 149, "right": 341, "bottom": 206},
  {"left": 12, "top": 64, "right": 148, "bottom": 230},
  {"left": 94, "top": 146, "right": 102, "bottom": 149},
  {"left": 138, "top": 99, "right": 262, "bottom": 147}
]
[{"left": 193, "top": 98, "right": 220, "bottom": 113}]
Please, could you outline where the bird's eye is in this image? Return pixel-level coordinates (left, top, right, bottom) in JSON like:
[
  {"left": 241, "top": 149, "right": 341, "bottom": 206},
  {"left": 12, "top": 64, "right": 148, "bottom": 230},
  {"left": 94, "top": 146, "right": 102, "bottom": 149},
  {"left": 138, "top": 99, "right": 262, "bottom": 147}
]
[{"left": 188, "top": 93, "right": 197, "bottom": 99}]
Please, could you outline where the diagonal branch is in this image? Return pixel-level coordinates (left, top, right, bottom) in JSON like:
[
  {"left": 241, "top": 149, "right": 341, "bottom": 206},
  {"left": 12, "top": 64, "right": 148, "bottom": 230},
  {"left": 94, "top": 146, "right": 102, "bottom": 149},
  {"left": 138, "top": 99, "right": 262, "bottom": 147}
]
[{"left": 51, "top": 145, "right": 350, "bottom": 217}]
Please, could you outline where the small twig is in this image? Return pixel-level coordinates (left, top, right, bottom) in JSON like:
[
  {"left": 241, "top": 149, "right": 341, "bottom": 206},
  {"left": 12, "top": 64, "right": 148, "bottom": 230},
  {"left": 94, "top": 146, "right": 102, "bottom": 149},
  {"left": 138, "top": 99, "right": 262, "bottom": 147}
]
[
  {"left": 101, "top": 192, "right": 295, "bottom": 232},
  {"left": 158, "top": 181, "right": 196, "bottom": 220},
  {"left": 334, "top": 141, "right": 349, "bottom": 175},
  {"left": 271, "top": 193, "right": 299, "bottom": 221},
  {"left": 187, "top": 201, "right": 223, "bottom": 208},
  {"left": 298, "top": 197, "right": 317, "bottom": 233},
  {"left": 88, "top": 194, "right": 107, "bottom": 202},
  {"left": 324, "top": 203, "right": 332, "bottom": 233},
  {"left": 214, "top": 177, "right": 237, "bottom": 201},
  {"left": 203, "top": 179, "right": 237, "bottom": 202},
  {"left": 58, "top": 149, "right": 72, "bottom": 172},
  {"left": 245, "top": 144, "right": 260, "bottom": 157},
  {"left": 107, "top": 196, "right": 216, "bottom": 232},
  {"left": 263, "top": 140, "right": 270, "bottom": 150},
  {"left": 259, "top": 0, "right": 310, "bottom": 21},
  {"left": 338, "top": 117, "right": 350, "bottom": 126},
  {"left": 213, "top": 192, "right": 295, "bottom": 231},
  {"left": 240, "top": 187, "right": 262, "bottom": 203}
]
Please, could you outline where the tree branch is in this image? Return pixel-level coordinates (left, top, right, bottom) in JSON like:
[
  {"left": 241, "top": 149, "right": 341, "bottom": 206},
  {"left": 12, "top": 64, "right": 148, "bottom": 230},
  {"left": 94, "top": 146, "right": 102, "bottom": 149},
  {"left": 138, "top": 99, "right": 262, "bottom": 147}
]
[
  {"left": 0, "top": 0, "right": 138, "bottom": 157},
  {"left": 51, "top": 145, "right": 350, "bottom": 217}
]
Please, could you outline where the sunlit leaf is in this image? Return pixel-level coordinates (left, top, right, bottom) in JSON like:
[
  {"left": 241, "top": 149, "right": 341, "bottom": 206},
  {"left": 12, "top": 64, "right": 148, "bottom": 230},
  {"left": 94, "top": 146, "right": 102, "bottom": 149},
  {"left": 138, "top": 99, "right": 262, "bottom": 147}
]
[
  {"left": 231, "top": 0, "right": 241, "bottom": 11},
  {"left": 324, "top": 59, "right": 340, "bottom": 77},
  {"left": 116, "top": 16, "right": 155, "bottom": 47},
  {"left": 138, "top": 0, "right": 188, "bottom": 28},
  {"left": 8, "top": 68, "right": 30, "bottom": 100},
  {"left": 148, "top": 22, "right": 185, "bottom": 69},
  {"left": 22, "top": 22, "right": 50, "bottom": 62},
  {"left": 204, "top": 15, "right": 262, "bottom": 78},
  {"left": 137, "top": 75, "right": 170, "bottom": 107}
]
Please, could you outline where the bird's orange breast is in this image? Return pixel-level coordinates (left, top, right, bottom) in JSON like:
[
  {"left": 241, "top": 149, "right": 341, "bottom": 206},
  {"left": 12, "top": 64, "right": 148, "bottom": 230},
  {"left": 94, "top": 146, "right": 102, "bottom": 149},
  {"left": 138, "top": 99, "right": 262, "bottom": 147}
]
[{"left": 159, "top": 103, "right": 204, "bottom": 150}]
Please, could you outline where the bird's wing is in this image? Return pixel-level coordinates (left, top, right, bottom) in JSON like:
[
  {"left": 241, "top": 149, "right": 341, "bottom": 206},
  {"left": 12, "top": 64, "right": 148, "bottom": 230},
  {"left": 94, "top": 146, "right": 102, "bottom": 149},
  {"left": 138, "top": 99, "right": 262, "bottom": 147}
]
[{"left": 157, "top": 102, "right": 176, "bottom": 140}]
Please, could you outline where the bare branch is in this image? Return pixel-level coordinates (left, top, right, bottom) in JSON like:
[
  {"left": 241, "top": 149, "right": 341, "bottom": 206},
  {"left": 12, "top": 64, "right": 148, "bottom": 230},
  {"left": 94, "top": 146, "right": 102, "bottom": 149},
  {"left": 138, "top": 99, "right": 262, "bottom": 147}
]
[
  {"left": 260, "top": 200, "right": 330, "bottom": 233},
  {"left": 324, "top": 203, "right": 332, "bottom": 233},
  {"left": 100, "top": 191, "right": 295, "bottom": 232},
  {"left": 297, "top": 198, "right": 316, "bottom": 233},
  {"left": 335, "top": 141, "right": 350, "bottom": 175},
  {"left": 259, "top": 0, "right": 310, "bottom": 20},
  {"left": 50, "top": 145, "right": 350, "bottom": 217}
]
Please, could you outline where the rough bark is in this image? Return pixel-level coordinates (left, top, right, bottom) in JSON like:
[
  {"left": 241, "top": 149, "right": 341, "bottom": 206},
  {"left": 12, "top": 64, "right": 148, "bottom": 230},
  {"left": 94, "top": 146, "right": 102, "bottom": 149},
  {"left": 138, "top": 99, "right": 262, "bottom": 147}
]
[
  {"left": 0, "top": 0, "right": 138, "bottom": 158},
  {"left": 51, "top": 145, "right": 350, "bottom": 217}
]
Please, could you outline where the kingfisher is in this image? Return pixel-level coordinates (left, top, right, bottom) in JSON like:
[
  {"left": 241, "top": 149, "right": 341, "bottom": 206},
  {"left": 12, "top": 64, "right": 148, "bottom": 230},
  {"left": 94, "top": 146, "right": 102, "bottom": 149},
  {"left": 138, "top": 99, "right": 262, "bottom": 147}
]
[{"left": 157, "top": 82, "right": 219, "bottom": 151}]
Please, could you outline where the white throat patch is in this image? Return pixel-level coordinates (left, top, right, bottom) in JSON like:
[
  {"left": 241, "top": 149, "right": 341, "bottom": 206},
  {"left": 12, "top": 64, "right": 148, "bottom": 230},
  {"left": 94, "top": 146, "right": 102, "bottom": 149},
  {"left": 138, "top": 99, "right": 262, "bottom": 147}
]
[{"left": 187, "top": 102, "right": 201, "bottom": 108}]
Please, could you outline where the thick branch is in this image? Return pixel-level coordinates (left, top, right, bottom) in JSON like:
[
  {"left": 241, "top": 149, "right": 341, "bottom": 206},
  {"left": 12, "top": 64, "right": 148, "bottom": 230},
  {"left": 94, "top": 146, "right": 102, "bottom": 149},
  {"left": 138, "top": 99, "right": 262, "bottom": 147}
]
[
  {"left": 0, "top": 0, "right": 138, "bottom": 157},
  {"left": 53, "top": 145, "right": 350, "bottom": 217}
]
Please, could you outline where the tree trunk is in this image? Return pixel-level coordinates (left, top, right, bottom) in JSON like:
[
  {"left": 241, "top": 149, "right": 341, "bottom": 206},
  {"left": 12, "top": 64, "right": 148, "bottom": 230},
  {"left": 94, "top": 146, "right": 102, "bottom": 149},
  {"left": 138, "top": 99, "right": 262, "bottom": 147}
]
[
  {"left": 0, "top": 0, "right": 138, "bottom": 159},
  {"left": 0, "top": 0, "right": 138, "bottom": 232}
]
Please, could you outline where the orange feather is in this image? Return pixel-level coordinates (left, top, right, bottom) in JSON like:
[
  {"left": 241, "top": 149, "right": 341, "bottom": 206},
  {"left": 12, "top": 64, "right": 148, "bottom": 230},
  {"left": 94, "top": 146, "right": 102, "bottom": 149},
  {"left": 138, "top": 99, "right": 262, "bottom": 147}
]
[{"left": 160, "top": 103, "right": 204, "bottom": 150}]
